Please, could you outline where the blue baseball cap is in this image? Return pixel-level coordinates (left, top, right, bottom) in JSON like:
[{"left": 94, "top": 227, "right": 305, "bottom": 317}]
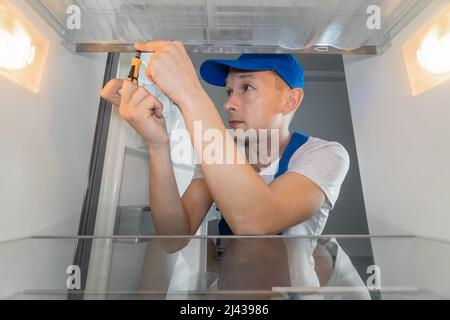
[{"left": 200, "top": 54, "right": 304, "bottom": 89}]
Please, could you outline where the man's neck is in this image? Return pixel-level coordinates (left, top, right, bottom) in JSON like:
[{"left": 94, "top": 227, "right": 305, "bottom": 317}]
[{"left": 247, "top": 128, "right": 291, "bottom": 172}]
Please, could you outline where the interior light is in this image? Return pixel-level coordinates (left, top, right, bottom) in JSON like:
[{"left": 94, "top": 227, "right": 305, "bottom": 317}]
[
  {"left": 416, "top": 27, "right": 450, "bottom": 74},
  {"left": 0, "top": 18, "right": 35, "bottom": 70},
  {"left": 403, "top": 6, "right": 450, "bottom": 95},
  {"left": 0, "top": 2, "right": 48, "bottom": 93}
]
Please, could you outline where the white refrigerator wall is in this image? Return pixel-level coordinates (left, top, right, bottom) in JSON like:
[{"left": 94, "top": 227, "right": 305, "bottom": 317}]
[
  {"left": 344, "top": 0, "right": 450, "bottom": 241},
  {"left": 0, "top": 0, "right": 106, "bottom": 298},
  {"left": 344, "top": 1, "right": 450, "bottom": 298},
  {"left": 0, "top": 0, "right": 107, "bottom": 242}
]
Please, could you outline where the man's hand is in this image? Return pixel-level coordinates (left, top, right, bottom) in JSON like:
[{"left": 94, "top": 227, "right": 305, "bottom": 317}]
[
  {"left": 135, "top": 41, "right": 206, "bottom": 108},
  {"left": 101, "top": 79, "right": 169, "bottom": 151},
  {"left": 100, "top": 78, "right": 123, "bottom": 106}
]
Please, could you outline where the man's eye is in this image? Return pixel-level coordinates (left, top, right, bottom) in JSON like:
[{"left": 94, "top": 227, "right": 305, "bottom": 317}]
[
  {"left": 243, "top": 84, "right": 253, "bottom": 92},
  {"left": 226, "top": 90, "right": 232, "bottom": 96}
]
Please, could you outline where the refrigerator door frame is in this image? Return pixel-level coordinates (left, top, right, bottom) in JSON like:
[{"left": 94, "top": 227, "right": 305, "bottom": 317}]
[{"left": 70, "top": 52, "right": 120, "bottom": 297}]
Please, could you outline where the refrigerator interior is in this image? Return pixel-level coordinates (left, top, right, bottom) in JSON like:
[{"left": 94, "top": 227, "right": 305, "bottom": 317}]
[{"left": 0, "top": 0, "right": 449, "bottom": 300}]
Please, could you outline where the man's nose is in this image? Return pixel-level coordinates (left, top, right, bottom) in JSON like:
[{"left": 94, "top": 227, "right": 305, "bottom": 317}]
[{"left": 224, "top": 96, "right": 240, "bottom": 112}]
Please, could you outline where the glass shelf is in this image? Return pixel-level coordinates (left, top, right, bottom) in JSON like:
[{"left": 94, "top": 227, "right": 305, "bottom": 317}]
[
  {"left": 1, "top": 235, "right": 449, "bottom": 300},
  {"left": 26, "top": 0, "right": 432, "bottom": 54}
]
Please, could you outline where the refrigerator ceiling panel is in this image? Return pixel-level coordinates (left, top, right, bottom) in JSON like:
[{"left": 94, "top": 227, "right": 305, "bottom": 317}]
[{"left": 28, "top": 0, "right": 431, "bottom": 54}]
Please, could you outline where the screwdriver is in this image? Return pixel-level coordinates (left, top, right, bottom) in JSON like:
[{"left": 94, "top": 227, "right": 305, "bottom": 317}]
[{"left": 128, "top": 51, "right": 142, "bottom": 85}]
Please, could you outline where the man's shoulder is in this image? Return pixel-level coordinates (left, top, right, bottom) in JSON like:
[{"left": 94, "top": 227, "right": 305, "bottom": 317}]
[
  {"left": 287, "top": 135, "right": 350, "bottom": 210},
  {"left": 297, "top": 135, "right": 348, "bottom": 153},
  {"left": 291, "top": 135, "right": 350, "bottom": 166}
]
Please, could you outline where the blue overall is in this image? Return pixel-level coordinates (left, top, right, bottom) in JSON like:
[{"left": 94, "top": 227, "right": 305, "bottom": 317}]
[{"left": 218, "top": 131, "right": 310, "bottom": 235}]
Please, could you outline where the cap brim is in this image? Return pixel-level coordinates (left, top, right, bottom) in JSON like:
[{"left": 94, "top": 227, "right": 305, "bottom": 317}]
[{"left": 199, "top": 59, "right": 272, "bottom": 87}]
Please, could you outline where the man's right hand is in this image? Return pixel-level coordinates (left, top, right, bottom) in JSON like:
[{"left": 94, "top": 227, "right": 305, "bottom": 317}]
[{"left": 101, "top": 79, "right": 169, "bottom": 151}]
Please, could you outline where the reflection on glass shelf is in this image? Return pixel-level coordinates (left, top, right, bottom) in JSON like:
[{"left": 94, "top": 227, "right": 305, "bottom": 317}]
[{"left": 1, "top": 235, "right": 449, "bottom": 300}]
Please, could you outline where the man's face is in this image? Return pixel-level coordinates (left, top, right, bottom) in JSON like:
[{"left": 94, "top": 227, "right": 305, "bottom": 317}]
[{"left": 224, "top": 69, "right": 290, "bottom": 131}]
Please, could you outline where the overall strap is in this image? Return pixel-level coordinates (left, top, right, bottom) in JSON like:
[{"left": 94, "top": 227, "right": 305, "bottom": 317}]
[
  {"left": 218, "top": 132, "right": 310, "bottom": 235},
  {"left": 274, "top": 131, "right": 309, "bottom": 178}
]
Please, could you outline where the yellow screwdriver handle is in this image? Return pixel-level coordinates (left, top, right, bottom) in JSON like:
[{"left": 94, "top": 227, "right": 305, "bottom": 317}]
[{"left": 128, "top": 51, "right": 142, "bottom": 85}]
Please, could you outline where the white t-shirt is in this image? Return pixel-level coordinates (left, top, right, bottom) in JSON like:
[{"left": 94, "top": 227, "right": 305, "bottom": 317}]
[{"left": 192, "top": 136, "right": 350, "bottom": 237}]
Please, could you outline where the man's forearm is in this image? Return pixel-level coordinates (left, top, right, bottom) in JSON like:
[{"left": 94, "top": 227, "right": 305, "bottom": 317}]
[
  {"left": 179, "top": 90, "right": 279, "bottom": 234},
  {"left": 148, "top": 144, "right": 191, "bottom": 235}
]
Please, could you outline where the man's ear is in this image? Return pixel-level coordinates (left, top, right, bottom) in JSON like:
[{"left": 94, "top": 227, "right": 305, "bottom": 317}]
[{"left": 283, "top": 88, "right": 304, "bottom": 115}]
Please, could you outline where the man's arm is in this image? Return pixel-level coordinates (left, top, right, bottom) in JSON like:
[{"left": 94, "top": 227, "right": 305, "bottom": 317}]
[
  {"left": 135, "top": 41, "right": 327, "bottom": 235},
  {"left": 181, "top": 95, "right": 326, "bottom": 235},
  {"left": 148, "top": 143, "right": 213, "bottom": 236},
  {"left": 100, "top": 79, "right": 213, "bottom": 251},
  {"left": 148, "top": 144, "right": 213, "bottom": 252}
]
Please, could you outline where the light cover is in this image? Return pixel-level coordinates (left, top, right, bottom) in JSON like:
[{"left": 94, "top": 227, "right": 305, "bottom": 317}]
[
  {"left": 0, "top": 1, "right": 49, "bottom": 92},
  {"left": 403, "top": 6, "right": 450, "bottom": 95}
]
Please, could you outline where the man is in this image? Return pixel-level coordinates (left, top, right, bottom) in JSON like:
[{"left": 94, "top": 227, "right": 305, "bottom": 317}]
[{"left": 101, "top": 41, "right": 349, "bottom": 241}]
